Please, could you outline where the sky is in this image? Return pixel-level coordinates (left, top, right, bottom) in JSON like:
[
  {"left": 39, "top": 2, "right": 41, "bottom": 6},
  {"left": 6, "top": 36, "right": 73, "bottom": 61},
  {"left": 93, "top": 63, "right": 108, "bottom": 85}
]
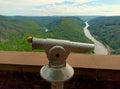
[{"left": 0, "top": 0, "right": 120, "bottom": 16}]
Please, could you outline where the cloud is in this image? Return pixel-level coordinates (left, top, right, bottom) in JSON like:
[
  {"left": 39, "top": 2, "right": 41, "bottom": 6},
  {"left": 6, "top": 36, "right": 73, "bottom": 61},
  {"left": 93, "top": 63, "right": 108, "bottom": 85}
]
[
  {"left": 0, "top": 0, "right": 67, "bottom": 6},
  {"left": 31, "top": 3, "right": 120, "bottom": 16},
  {"left": 73, "top": 0, "right": 96, "bottom": 3},
  {"left": 0, "top": 0, "right": 95, "bottom": 8},
  {"left": 0, "top": 0, "right": 120, "bottom": 16}
]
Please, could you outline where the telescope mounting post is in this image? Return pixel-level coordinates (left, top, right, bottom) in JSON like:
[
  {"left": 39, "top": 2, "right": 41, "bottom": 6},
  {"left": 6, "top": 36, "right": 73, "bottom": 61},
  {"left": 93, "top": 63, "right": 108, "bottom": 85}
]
[{"left": 41, "top": 46, "right": 74, "bottom": 89}]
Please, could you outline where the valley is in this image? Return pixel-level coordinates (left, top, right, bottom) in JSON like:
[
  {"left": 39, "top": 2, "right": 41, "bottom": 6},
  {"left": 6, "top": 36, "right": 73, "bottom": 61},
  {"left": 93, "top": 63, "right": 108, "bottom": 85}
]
[
  {"left": 0, "top": 16, "right": 92, "bottom": 51},
  {"left": 0, "top": 15, "right": 119, "bottom": 55}
]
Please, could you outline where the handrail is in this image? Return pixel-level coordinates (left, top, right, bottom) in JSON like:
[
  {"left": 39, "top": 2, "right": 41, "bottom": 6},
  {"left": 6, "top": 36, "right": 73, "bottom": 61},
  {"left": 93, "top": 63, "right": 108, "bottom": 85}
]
[
  {"left": 0, "top": 51, "right": 120, "bottom": 81},
  {"left": 0, "top": 51, "right": 120, "bottom": 69}
]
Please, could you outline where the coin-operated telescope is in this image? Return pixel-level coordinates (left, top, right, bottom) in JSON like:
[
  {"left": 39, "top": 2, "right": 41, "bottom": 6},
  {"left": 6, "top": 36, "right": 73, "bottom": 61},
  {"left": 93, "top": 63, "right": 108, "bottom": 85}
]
[{"left": 28, "top": 37, "right": 94, "bottom": 89}]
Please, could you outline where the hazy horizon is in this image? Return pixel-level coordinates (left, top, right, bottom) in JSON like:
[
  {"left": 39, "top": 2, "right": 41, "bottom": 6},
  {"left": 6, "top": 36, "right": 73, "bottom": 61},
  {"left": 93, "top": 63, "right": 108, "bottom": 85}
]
[{"left": 1, "top": 15, "right": 120, "bottom": 17}]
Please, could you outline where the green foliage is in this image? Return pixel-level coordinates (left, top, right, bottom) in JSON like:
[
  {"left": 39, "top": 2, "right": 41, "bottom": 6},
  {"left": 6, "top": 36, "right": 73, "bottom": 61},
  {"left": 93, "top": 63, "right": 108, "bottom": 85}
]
[
  {"left": 112, "top": 48, "right": 120, "bottom": 54},
  {"left": 45, "top": 17, "right": 93, "bottom": 43},
  {"left": 0, "top": 15, "right": 93, "bottom": 52},
  {"left": 89, "top": 16, "right": 120, "bottom": 55}
]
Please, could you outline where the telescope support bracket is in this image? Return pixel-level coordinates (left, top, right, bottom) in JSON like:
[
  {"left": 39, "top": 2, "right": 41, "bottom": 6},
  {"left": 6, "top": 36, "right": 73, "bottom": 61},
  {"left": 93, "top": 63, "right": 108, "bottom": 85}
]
[{"left": 46, "top": 46, "right": 70, "bottom": 68}]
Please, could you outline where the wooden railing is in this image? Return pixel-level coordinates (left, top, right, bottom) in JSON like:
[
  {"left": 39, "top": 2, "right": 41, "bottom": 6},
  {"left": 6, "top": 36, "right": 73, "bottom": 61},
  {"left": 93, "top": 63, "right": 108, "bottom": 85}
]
[{"left": 0, "top": 51, "right": 120, "bottom": 81}]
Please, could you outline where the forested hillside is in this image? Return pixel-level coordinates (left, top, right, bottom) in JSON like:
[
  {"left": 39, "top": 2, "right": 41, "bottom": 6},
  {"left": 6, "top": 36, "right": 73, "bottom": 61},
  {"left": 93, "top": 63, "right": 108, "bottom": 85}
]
[
  {"left": 0, "top": 15, "right": 92, "bottom": 51},
  {"left": 89, "top": 16, "right": 120, "bottom": 54},
  {"left": 44, "top": 17, "right": 92, "bottom": 43}
]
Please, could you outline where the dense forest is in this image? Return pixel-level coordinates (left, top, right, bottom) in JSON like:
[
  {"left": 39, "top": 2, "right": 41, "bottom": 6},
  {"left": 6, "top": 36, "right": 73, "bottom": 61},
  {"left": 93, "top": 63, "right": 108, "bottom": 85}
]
[
  {"left": 0, "top": 15, "right": 92, "bottom": 51},
  {"left": 89, "top": 16, "right": 120, "bottom": 54}
]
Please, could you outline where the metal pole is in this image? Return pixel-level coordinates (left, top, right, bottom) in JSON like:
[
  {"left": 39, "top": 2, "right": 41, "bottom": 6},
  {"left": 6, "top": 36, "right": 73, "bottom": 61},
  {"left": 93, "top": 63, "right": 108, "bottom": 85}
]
[{"left": 51, "top": 82, "right": 64, "bottom": 89}]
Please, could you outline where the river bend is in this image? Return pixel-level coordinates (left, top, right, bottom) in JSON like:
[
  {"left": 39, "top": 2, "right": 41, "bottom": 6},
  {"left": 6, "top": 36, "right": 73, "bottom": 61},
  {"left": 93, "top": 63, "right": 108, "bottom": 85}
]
[{"left": 84, "top": 21, "right": 108, "bottom": 55}]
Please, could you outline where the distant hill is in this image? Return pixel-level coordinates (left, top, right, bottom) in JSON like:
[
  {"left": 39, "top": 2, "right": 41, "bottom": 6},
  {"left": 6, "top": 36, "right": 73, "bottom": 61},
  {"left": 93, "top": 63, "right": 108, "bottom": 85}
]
[
  {"left": 79, "top": 16, "right": 99, "bottom": 21},
  {"left": 44, "top": 17, "right": 92, "bottom": 43},
  {"left": 89, "top": 16, "right": 120, "bottom": 54},
  {"left": 0, "top": 15, "right": 92, "bottom": 51}
]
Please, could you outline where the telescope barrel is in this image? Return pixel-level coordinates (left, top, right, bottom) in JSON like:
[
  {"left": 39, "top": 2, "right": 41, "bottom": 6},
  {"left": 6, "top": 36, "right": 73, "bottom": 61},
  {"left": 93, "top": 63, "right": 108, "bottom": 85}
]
[{"left": 28, "top": 37, "right": 94, "bottom": 53}]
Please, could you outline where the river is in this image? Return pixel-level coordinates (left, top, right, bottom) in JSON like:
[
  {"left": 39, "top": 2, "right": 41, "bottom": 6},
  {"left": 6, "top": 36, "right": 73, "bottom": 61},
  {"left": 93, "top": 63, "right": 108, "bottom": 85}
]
[{"left": 84, "top": 21, "right": 108, "bottom": 55}]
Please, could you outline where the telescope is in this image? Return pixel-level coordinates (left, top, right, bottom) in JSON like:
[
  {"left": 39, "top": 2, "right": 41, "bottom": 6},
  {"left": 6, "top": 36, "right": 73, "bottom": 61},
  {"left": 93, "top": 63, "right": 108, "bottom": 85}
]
[
  {"left": 28, "top": 36, "right": 94, "bottom": 89},
  {"left": 28, "top": 37, "right": 94, "bottom": 53}
]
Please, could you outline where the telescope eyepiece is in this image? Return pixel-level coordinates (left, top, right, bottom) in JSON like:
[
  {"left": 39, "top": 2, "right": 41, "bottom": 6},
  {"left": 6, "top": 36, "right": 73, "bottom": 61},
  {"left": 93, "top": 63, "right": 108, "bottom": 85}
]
[{"left": 27, "top": 36, "right": 33, "bottom": 43}]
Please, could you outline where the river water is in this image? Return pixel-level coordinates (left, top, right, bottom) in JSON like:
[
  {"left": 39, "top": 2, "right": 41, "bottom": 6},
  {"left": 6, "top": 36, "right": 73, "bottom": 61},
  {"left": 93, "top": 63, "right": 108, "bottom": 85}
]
[{"left": 84, "top": 21, "right": 108, "bottom": 55}]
